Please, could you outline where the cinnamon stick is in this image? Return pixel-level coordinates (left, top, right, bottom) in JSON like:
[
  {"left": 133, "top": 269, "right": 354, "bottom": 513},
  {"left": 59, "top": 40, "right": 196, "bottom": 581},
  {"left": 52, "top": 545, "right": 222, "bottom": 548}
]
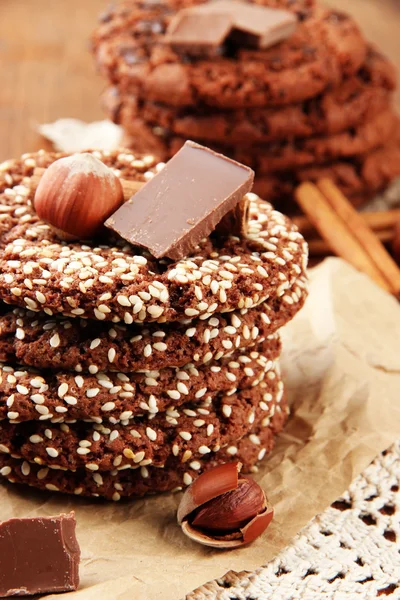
[
  {"left": 308, "top": 228, "right": 393, "bottom": 256},
  {"left": 295, "top": 182, "right": 392, "bottom": 293},
  {"left": 318, "top": 178, "right": 400, "bottom": 296},
  {"left": 292, "top": 209, "right": 400, "bottom": 237}
]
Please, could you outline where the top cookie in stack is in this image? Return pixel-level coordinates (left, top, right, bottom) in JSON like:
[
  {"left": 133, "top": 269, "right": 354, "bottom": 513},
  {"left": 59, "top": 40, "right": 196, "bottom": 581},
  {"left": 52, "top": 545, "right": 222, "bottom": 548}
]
[
  {"left": 93, "top": 0, "right": 400, "bottom": 210},
  {"left": 0, "top": 144, "right": 308, "bottom": 500}
]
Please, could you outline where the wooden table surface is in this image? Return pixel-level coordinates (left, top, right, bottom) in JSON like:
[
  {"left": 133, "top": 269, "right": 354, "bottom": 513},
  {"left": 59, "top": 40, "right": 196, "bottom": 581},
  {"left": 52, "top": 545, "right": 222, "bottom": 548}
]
[{"left": 0, "top": 0, "right": 399, "bottom": 162}]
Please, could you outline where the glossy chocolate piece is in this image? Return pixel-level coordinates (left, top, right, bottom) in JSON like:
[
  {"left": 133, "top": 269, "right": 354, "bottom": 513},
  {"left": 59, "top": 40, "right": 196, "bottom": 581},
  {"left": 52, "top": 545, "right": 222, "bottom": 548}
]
[
  {"left": 106, "top": 141, "right": 254, "bottom": 260},
  {"left": 166, "top": 0, "right": 297, "bottom": 56},
  {"left": 0, "top": 512, "right": 80, "bottom": 597}
]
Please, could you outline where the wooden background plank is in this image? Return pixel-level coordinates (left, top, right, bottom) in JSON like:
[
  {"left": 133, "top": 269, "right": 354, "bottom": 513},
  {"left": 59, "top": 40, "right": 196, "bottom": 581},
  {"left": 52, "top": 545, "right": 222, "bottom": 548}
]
[{"left": 0, "top": 0, "right": 399, "bottom": 161}]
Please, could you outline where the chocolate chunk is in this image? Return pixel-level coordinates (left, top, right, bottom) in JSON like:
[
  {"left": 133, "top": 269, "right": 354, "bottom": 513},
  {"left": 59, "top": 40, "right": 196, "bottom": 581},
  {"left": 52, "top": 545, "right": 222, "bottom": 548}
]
[
  {"left": 105, "top": 141, "right": 254, "bottom": 260},
  {"left": 0, "top": 512, "right": 80, "bottom": 597},
  {"left": 165, "top": 0, "right": 297, "bottom": 56},
  {"left": 166, "top": 11, "right": 234, "bottom": 57}
]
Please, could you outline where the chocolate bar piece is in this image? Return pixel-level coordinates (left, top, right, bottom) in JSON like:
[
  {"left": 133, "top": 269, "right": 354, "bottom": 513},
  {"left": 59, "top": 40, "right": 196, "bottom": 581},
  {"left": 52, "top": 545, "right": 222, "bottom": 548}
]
[
  {"left": 166, "top": 11, "right": 233, "bottom": 57},
  {"left": 166, "top": 0, "right": 297, "bottom": 55},
  {"left": 0, "top": 512, "right": 80, "bottom": 597},
  {"left": 106, "top": 141, "right": 254, "bottom": 261}
]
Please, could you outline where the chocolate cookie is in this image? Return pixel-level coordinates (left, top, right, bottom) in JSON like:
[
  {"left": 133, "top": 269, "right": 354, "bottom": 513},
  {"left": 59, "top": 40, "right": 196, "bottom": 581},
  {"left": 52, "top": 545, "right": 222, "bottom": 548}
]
[
  {"left": 0, "top": 297, "right": 293, "bottom": 374},
  {"left": 254, "top": 132, "right": 400, "bottom": 206},
  {"left": 122, "top": 109, "right": 398, "bottom": 173},
  {"left": 0, "top": 150, "right": 308, "bottom": 325},
  {"left": 105, "top": 47, "right": 395, "bottom": 145},
  {"left": 0, "top": 376, "right": 284, "bottom": 471},
  {"left": 0, "top": 404, "right": 288, "bottom": 500},
  {"left": 0, "top": 341, "right": 280, "bottom": 424},
  {"left": 93, "top": 1, "right": 366, "bottom": 109}
]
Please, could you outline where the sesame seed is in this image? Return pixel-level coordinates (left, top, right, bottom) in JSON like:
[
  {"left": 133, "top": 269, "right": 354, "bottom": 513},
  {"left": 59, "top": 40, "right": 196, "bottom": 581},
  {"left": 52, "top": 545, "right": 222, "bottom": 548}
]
[
  {"left": 198, "top": 445, "right": 211, "bottom": 454},
  {"left": 50, "top": 333, "right": 61, "bottom": 348},
  {"left": 117, "top": 295, "right": 131, "bottom": 307},
  {"left": 58, "top": 383, "right": 68, "bottom": 398},
  {"left": 45, "top": 484, "right": 59, "bottom": 492},
  {"left": 203, "top": 352, "right": 213, "bottom": 363},
  {"left": 222, "top": 405, "right": 232, "bottom": 418},
  {"left": 249, "top": 434, "right": 261, "bottom": 445},
  {"left": 167, "top": 390, "right": 180, "bottom": 400},
  {"left": 146, "top": 427, "right": 157, "bottom": 441},
  {"left": 147, "top": 305, "right": 164, "bottom": 318},
  {"left": 35, "top": 291, "right": 47, "bottom": 304},
  {"left": 16, "top": 385, "right": 29, "bottom": 395},
  {"left": 0, "top": 444, "right": 10, "bottom": 454},
  {"left": 29, "top": 435, "right": 43, "bottom": 444},
  {"left": 177, "top": 382, "right": 189, "bottom": 395},
  {"left": 144, "top": 344, "right": 152, "bottom": 357},
  {"left": 108, "top": 348, "right": 116, "bottom": 363},
  {"left": 64, "top": 395, "right": 77, "bottom": 405},
  {"left": 134, "top": 451, "right": 145, "bottom": 463},
  {"left": 153, "top": 342, "right": 167, "bottom": 352},
  {"left": 46, "top": 447, "right": 59, "bottom": 458},
  {"left": 101, "top": 402, "right": 115, "bottom": 412},
  {"left": 181, "top": 450, "right": 192, "bottom": 463},
  {"left": 183, "top": 473, "right": 193, "bottom": 486},
  {"left": 185, "top": 327, "right": 196, "bottom": 337},
  {"left": 185, "top": 308, "right": 199, "bottom": 317},
  {"left": 179, "top": 431, "right": 192, "bottom": 441},
  {"left": 77, "top": 448, "right": 90, "bottom": 455},
  {"left": 226, "top": 446, "right": 238, "bottom": 455}
]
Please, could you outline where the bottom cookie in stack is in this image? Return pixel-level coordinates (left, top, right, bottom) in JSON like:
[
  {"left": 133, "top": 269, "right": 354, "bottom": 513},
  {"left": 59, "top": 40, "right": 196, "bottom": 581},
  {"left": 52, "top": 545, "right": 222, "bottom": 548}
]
[{"left": 0, "top": 347, "right": 286, "bottom": 500}]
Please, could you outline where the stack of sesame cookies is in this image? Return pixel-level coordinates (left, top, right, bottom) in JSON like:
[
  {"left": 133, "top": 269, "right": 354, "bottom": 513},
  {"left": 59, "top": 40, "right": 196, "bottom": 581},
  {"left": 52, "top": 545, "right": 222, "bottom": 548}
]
[
  {"left": 0, "top": 149, "right": 308, "bottom": 500},
  {"left": 93, "top": 0, "right": 400, "bottom": 209}
]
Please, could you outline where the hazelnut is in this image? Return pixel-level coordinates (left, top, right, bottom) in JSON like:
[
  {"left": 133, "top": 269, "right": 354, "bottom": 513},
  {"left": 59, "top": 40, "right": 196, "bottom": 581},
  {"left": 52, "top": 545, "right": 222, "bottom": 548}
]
[
  {"left": 177, "top": 462, "right": 273, "bottom": 548},
  {"left": 33, "top": 153, "right": 124, "bottom": 240}
]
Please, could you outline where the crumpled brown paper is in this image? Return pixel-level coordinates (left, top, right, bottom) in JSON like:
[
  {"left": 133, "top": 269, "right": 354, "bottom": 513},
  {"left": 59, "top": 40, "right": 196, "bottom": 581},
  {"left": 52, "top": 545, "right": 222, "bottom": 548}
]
[{"left": 1, "top": 257, "right": 400, "bottom": 600}]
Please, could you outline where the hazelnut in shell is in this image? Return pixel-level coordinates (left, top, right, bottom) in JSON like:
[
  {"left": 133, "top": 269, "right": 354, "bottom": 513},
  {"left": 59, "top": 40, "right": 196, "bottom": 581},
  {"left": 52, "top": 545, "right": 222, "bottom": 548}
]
[
  {"left": 33, "top": 153, "right": 124, "bottom": 240},
  {"left": 177, "top": 462, "right": 273, "bottom": 548}
]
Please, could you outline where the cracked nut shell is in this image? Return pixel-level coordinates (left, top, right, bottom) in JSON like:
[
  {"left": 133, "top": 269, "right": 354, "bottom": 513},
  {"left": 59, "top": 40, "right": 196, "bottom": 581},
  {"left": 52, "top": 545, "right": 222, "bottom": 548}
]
[{"left": 177, "top": 462, "right": 273, "bottom": 548}]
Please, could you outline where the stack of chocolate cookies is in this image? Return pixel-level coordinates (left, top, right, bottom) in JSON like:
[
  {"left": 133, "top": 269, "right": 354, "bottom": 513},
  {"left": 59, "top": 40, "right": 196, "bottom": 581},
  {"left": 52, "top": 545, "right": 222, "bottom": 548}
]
[
  {"left": 93, "top": 0, "right": 400, "bottom": 210},
  {"left": 0, "top": 147, "right": 308, "bottom": 500}
]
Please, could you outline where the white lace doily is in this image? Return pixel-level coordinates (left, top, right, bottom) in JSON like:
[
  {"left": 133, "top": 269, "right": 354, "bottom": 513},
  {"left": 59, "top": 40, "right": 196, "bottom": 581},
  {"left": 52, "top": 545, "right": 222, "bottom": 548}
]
[{"left": 188, "top": 442, "right": 400, "bottom": 599}]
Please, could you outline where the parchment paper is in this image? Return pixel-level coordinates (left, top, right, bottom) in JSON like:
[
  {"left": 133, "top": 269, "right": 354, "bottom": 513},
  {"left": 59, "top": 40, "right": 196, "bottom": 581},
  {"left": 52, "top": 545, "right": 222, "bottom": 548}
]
[{"left": 1, "top": 257, "right": 400, "bottom": 599}]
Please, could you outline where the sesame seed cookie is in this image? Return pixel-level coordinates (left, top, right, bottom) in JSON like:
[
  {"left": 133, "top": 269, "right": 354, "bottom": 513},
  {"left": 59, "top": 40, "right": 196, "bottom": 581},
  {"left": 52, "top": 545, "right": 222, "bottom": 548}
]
[
  {"left": 0, "top": 376, "right": 284, "bottom": 472},
  {"left": 105, "top": 47, "right": 395, "bottom": 145},
  {"left": 0, "top": 150, "right": 308, "bottom": 325},
  {"left": 0, "top": 291, "right": 301, "bottom": 373},
  {"left": 0, "top": 341, "right": 280, "bottom": 424},
  {"left": 93, "top": 1, "right": 366, "bottom": 109},
  {"left": 0, "top": 404, "right": 287, "bottom": 500}
]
